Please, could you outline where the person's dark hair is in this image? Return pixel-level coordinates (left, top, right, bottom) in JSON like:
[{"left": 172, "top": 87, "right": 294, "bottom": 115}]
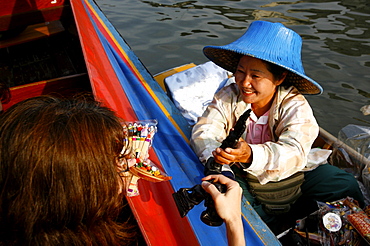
[
  {"left": 261, "top": 60, "right": 289, "bottom": 85},
  {"left": 0, "top": 96, "right": 137, "bottom": 245}
]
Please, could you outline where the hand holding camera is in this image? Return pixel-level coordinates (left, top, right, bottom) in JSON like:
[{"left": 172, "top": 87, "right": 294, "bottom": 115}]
[{"left": 172, "top": 109, "right": 251, "bottom": 226}]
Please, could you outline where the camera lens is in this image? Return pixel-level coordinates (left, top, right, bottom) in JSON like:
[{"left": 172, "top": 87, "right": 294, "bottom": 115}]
[{"left": 201, "top": 208, "right": 224, "bottom": 226}]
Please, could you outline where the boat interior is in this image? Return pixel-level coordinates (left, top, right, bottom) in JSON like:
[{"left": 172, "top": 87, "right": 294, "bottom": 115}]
[
  {"left": 0, "top": 1, "right": 369, "bottom": 245},
  {"left": 0, "top": 4, "right": 91, "bottom": 110}
]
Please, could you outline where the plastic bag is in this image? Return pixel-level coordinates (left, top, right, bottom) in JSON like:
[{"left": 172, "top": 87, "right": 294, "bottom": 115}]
[
  {"left": 316, "top": 199, "right": 355, "bottom": 245},
  {"left": 123, "top": 120, "right": 171, "bottom": 197},
  {"left": 332, "top": 125, "right": 370, "bottom": 178},
  {"left": 293, "top": 197, "right": 368, "bottom": 245},
  {"left": 330, "top": 124, "right": 370, "bottom": 205}
]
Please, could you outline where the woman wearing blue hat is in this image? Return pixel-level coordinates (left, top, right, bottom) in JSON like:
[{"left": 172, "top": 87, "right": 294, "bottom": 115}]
[{"left": 190, "top": 21, "right": 364, "bottom": 234}]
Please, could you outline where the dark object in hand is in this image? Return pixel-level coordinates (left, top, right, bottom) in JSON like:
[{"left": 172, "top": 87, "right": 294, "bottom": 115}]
[
  {"left": 204, "top": 109, "right": 251, "bottom": 176},
  {"left": 172, "top": 179, "right": 227, "bottom": 226},
  {"left": 220, "top": 109, "right": 251, "bottom": 149},
  {"left": 172, "top": 109, "right": 251, "bottom": 226}
]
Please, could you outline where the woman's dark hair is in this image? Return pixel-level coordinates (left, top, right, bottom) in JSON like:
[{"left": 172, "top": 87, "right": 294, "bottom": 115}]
[
  {"left": 262, "top": 60, "right": 288, "bottom": 83},
  {"left": 0, "top": 96, "right": 137, "bottom": 245}
]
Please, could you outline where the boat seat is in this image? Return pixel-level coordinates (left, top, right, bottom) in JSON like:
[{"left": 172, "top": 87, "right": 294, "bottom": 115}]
[
  {"left": 0, "top": 20, "right": 65, "bottom": 49},
  {"left": 3, "top": 73, "right": 91, "bottom": 111}
]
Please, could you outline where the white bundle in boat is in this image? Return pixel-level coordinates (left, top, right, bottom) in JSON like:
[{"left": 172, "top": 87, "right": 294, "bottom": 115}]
[{"left": 165, "top": 61, "right": 234, "bottom": 126}]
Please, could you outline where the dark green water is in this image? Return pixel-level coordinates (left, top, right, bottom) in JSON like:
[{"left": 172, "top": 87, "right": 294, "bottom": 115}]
[{"left": 96, "top": 0, "right": 370, "bottom": 136}]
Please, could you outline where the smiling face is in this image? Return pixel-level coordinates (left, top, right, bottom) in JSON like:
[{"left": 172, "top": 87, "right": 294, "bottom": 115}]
[{"left": 234, "top": 55, "right": 286, "bottom": 116}]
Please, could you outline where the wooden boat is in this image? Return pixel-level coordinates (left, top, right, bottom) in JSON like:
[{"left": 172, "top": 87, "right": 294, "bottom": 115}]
[
  {"left": 1, "top": 1, "right": 277, "bottom": 245},
  {"left": 0, "top": 0, "right": 68, "bottom": 39},
  {"left": 1, "top": 0, "right": 367, "bottom": 245}
]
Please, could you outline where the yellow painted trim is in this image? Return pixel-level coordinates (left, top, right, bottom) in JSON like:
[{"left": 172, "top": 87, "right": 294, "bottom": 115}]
[{"left": 153, "top": 63, "right": 196, "bottom": 92}]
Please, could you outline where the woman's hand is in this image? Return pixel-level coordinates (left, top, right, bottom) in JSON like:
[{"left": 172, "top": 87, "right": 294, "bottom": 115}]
[
  {"left": 201, "top": 174, "right": 245, "bottom": 246},
  {"left": 201, "top": 175, "right": 242, "bottom": 222},
  {"left": 212, "top": 138, "right": 252, "bottom": 165}
]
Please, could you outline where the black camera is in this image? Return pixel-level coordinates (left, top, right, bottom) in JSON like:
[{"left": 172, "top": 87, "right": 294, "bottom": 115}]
[
  {"left": 172, "top": 109, "right": 251, "bottom": 226},
  {"left": 172, "top": 179, "right": 227, "bottom": 226}
]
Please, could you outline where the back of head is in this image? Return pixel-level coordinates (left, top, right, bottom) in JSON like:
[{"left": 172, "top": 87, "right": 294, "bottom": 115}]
[{"left": 0, "top": 96, "right": 136, "bottom": 245}]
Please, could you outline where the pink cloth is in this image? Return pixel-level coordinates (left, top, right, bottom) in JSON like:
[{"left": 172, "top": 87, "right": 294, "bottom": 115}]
[{"left": 246, "top": 110, "right": 271, "bottom": 144}]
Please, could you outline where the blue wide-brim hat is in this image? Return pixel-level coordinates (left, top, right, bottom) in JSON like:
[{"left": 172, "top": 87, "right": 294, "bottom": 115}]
[{"left": 203, "top": 21, "right": 323, "bottom": 95}]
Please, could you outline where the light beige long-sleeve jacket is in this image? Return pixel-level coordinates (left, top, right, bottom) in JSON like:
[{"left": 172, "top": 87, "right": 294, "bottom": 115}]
[{"left": 191, "top": 84, "right": 330, "bottom": 185}]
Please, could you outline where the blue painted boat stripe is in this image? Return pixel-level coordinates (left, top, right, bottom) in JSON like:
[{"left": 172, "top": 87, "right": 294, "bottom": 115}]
[{"left": 84, "top": 1, "right": 281, "bottom": 244}]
